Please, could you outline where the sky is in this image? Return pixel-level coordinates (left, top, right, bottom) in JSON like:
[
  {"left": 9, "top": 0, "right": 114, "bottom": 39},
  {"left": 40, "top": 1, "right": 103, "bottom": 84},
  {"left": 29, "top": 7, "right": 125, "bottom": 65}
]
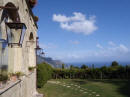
[{"left": 33, "top": 0, "right": 130, "bottom": 63}]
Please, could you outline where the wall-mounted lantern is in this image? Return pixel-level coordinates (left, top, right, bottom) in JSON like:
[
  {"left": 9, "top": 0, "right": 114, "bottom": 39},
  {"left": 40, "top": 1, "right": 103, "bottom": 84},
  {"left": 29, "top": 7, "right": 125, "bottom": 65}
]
[
  {"left": 41, "top": 50, "right": 45, "bottom": 55},
  {"left": 6, "top": 22, "right": 27, "bottom": 47},
  {"left": 36, "top": 45, "right": 41, "bottom": 55},
  {"left": 36, "top": 47, "right": 45, "bottom": 57},
  {"left": 40, "top": 48, "right": 45, "bottom": 57},
  {"left": 36, "top": 37, "right": 40, "bottom": 50},
  {"left": 35, "top": 37, "right": 45, "bottom": 56}
]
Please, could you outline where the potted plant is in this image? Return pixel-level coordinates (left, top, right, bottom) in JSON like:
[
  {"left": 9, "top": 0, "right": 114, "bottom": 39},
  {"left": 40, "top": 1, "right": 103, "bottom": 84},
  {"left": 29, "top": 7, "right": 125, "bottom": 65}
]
[
  {"left": 9, "top": 73, "right": 17, "bottom": 82},
  {"left": 9, "top": 72, "right": 24, "bottom": 82},
  {"left": 15, "top": 72, "right": 24, "bottom": 79},
  {"left": 0, "top": 72, "right": 8, "bottom": 88},
  {"left": 33, "top": 16, "right": 39, "bottom": 22},
  {"left": 28, "top": 66, "right": 37, "bottom": 72},
  {"left": 29, "top": 0, "right": 37, "bottom": 8}
]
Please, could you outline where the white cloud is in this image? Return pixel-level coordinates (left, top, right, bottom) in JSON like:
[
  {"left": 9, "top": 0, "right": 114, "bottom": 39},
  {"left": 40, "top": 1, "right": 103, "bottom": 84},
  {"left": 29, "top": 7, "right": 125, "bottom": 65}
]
[
  {"left": 108, "top": 41, "right": 116, "bottom": 46},
  {"left": 96, "top": 44, "right": 103, "bottom": 49},
  {"left": 64, "top": 43, "right": 129, "bottom": 62},
  {"left": 98, "top": 43, "right": 129, "bottom": 58},
  {"left": 53, "top": 14, "right": 69, "bottom": 22},
  {"left": 119, "top": 44, "right": 129, "bottom": 53},
  {"left": 107, "top": 44, "right": 129, "bottom": 54},
  {"left": 96, "top": 42, "right": 129, "bottom": 55},
  {"left": 53, "top": 12, "right": 98, "bottom": 35},
  {"left": 42, "top": 41, "right": 130, "bottom": 62}
]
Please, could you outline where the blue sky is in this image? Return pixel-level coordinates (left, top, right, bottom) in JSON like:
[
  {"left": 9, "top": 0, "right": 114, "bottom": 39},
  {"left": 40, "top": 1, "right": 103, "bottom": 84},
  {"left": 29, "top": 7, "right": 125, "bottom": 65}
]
[{"left": 33, "top": 0, "right": 130, "bottom": 63}]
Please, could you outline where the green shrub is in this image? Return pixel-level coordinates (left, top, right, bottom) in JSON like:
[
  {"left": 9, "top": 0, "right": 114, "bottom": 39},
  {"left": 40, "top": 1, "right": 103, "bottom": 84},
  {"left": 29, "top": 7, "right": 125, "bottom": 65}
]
[{"left": 37, "top": 62, "right": 53, "bottom": 88}]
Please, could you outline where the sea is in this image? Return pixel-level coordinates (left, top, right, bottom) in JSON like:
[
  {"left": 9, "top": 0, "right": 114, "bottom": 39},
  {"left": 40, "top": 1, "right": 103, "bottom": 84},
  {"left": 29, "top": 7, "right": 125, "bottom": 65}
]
[{"left": 65, "top": 62, "right": 130, "bottom": 68}]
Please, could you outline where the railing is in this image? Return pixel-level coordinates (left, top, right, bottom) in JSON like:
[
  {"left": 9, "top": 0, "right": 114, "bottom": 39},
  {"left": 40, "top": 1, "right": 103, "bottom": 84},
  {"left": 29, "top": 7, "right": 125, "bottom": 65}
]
[{"left": 0, "top": 80, "right": 21, "bottom": 95}]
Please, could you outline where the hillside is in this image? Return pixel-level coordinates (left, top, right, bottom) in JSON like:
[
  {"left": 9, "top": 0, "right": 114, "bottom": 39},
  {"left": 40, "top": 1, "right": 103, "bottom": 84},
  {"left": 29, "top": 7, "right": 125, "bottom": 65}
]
[{"left": 37, "top": 56, "right": 65, "bottom": 68}]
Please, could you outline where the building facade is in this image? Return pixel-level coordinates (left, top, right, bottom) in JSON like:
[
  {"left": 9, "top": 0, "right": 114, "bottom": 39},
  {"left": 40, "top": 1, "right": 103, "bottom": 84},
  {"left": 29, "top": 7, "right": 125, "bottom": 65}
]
[{"left": 0, "top": 0, "right": 40, "bottom": 97}]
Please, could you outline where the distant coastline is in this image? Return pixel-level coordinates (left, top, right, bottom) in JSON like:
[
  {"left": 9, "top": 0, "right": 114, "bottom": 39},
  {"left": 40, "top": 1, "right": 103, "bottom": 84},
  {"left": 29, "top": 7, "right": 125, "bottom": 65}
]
[{"left": 65, "top": 61, "right": 130, "bottom": 68}]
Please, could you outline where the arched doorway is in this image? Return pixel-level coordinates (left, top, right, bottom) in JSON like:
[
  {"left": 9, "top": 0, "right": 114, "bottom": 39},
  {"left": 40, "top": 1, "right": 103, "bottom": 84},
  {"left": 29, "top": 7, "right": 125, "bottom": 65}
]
[
  {"left": 1, "top": 2, "right": 20, "bottom": 22},
  {"left": 29, "top": 32, "right": 34, "bottom": 41}
]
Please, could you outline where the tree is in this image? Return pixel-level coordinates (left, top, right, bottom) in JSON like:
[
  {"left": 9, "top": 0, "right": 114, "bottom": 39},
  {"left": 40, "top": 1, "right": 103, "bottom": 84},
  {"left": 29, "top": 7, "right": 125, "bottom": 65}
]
[
  {"left": 62, "top": 64, "right": 65, "bottom": 69},
  {"left": 70, "top": 65, "right": 74, "bottom": 70},
  {"left": 70, "top": 65, "right": 80, "bottom": 70},
  {"left": 92, "top": 64, "right": 95, "bottom": 69},
  {"left": 111, "top": 61, "right": 119, "bottom": 67},
  {"left": 37, "top": 62, "right": 53, "bottom": 88},
  {"left": 81, "top": 64, "right": 88, "bottom": 69},
  {"left": 74, "top": 66, "right": 80, "bottom": 69}
]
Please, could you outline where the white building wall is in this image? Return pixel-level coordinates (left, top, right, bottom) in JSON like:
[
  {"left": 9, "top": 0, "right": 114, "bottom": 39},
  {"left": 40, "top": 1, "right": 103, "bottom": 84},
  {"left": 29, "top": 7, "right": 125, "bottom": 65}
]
[
  {"left": 0, "top": 0, "right": 38, "bottom": 97},
  {"left": 0, "top": 0, "right": 37, "bottom": 73}
]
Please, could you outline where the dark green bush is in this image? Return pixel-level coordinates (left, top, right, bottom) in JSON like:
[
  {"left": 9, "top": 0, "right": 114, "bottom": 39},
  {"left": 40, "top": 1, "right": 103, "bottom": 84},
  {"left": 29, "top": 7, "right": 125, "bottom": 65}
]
[{"left": 37, "top": 62, "right": 53, "bottom": 88}]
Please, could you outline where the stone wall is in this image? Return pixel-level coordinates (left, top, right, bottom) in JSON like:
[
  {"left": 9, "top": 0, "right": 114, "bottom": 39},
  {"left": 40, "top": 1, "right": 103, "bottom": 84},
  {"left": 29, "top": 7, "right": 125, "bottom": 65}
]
[
  {"left": 0, "top": 0, "right": 39, "bottom": 97},
  {"left": 0, "top": 0, "right": 38, "bottom": 73},
  {"left": 0, "top": 71, "right": 38, "bottom": 97}
]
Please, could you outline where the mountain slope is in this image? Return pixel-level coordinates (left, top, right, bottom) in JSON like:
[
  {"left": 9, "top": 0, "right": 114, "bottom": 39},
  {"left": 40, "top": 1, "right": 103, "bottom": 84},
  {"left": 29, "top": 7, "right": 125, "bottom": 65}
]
[{"left": 37, "top": 56, "right": 64, "bottom": 68}]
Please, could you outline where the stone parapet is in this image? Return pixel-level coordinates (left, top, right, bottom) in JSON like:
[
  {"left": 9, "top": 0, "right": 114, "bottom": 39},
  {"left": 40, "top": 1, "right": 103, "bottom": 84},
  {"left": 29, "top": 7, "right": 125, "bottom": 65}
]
[{"left": 0, "top": 71, "right": 40, "bottom": 97}]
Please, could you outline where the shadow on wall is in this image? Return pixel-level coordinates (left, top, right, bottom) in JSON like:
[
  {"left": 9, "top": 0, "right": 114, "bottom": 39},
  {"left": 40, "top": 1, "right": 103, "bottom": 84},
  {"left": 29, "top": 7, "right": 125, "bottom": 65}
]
[{"left": 0, "top": 65, "right": 8, "bottom": 72}]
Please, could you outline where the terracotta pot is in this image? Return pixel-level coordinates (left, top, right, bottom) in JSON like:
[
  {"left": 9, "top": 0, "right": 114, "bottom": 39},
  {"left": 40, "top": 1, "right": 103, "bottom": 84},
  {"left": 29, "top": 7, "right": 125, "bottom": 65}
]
[
  {"left": 29, "top": 69, "right": 33, "bottom": 72},
  {"left": 29, "top": 0, "right": 37, "bottom": 8},
  {"left": 34, "top": 16, "right": 39, "bottom": 22},
  {"left": 10, "top": 76, "right": 17, "bottom": 82}
]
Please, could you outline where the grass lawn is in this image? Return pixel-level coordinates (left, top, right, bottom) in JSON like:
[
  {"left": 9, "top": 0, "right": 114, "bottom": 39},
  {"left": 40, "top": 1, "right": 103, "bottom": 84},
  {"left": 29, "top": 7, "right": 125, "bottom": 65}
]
[{"left": 38, "top": 79, "right": 130, "bottom": 97}]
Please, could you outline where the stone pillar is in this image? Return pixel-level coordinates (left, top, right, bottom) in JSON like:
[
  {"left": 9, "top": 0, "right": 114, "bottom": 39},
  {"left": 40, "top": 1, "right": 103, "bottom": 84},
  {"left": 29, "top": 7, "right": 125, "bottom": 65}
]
[{"left": 8, "top": 47, "right": 23, "bottom": 73}]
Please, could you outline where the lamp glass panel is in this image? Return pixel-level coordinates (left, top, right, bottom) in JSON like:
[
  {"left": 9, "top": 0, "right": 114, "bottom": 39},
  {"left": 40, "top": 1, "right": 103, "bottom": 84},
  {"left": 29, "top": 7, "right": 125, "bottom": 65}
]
[
  {"left": 20, "top": 25, "right": 26, "bottom": 44},
  {"left": 6, "top": 25, "right": 22, "bottom": 44}
]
